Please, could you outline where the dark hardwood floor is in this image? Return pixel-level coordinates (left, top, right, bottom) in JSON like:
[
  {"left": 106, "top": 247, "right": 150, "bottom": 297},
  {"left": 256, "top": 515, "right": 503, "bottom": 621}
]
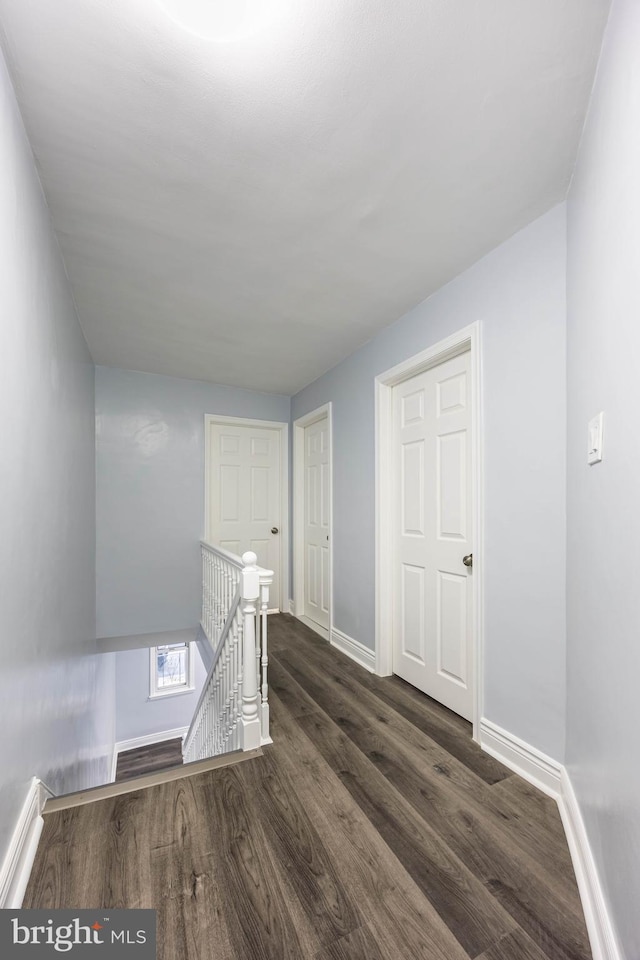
[
  {"left": 115, "top": 738, "right": 184, "bottom": 782},
  {"left": 25, "top": 615, "right": 592, "bottom": 960}
]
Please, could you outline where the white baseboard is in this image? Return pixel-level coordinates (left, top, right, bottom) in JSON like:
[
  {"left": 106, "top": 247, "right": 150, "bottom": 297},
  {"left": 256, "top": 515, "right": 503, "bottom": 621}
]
[
  {"left": 479, "top": 718, "right": 562, "bottom": 798},
  {"left": 330, "top": 627, "right": 376, "bottom": 673},
  {"left": 288, "top": 599, "right": 295, "bottom": 615},
  {"left": 115, "top": 726, "right": 189, "bottom": 758},
  {"left": 558, "top": 769, "right": 622, "bottom": 960},
  {"left": 109, "top": 744, "right": 119, "bottom": 784},
  {"left": 479, "top": 719, "right": 620, "bottom": 960},
  {"left": 0, "top": 777, "right": 48, "bottom": 907}
]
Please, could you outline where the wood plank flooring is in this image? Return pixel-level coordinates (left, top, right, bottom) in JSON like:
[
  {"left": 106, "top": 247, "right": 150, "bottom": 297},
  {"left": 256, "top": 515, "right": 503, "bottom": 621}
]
[
  {"left": 115, "top": 738, "right": 184, "bottom": 782},
  {"left": 25, "top": 615, "right": 592, "bottom": 960}
]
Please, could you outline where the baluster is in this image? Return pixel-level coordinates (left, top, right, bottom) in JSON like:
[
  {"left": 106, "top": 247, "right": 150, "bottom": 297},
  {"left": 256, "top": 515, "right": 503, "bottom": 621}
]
[
  {"left": 205, "top": 550, "right": 210, "bottom": 638},
  {"left": 218, "top": 656, "right": 224, "bottom": 753},
  {"left": 213, "top": 662, "right": 220, "bottom": 755},
  {"left": 214, "top": 556, "right": 217, "bottom": 644},
  {"left": 220, "top": 654, "right": 226, "bottom": 753},
  {"left": 201, "top": 546, "right": 206, "bottom": 629},
  {"left": 255, "top": 607, "right": 261, "bottom": 707},
  {"left": 213, "top": 554, "right": 217, "bottom": 638},
  {"left": 223, "top": 564, "right": 230, "bottom": 632},
  {"left": 232, "top": 609, "right": 241, "bottom": 749},
  {"left": 220, "top": 659, "right": 225, "bottom": 754},
  {"left": 211, "top": 693, "right": 215, "bottom": 755},
  {"left": 222, "top": 561, "right": 227, "bottom": 629},
  {"left": 227, "top": 617, "right": 233, "bottom": 752},
  {"left": 219, "top": 558, "right": 224, "bottom": 635},
  {"left": 202, "top": 712, "right": 206, "bottom": 762},
  {"left": 210, "top": 554, "right": 215, "bottom": 638},
  {"left": 207, "top": 549, "right": 211, "bottom": 636},
  {"left": 202, "top": 549, "right": 206, "bottom": 638},
  {"left": 214, "top": 555, "right": 220, "bottom": 637},
  {"left": 210, "top": 554, "right": 215, "bottom": 639},
  {"left": 224, "top": 630, "right": 231, "bottom": 746}
]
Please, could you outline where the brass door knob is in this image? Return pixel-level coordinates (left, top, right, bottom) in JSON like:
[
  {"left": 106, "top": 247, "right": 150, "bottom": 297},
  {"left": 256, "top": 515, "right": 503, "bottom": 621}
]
[{"left": 462, "top": 554, "right": 473, "bottom": 568}]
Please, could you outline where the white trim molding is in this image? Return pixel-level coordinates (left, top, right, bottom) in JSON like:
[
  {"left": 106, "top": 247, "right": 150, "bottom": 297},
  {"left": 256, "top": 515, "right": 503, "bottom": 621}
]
[
  {"left": 330, "top": 627, "right": 376, "bottom": 673},
  {"left": 375, "top": 322, "right": 484, "bottom": 739},
  {"left": 114, "top": 725, "right": 189, "bottom": 758},
  {"left": 204, "top": 413, "right": 289, "bottom": 614},
  {"left": 557, "top": 769, "right": 622, "bottom": 960},
  {"left": 0, "top": 777, "right": 48, "bottom": 908},
  {"left": 479, "top": 719, "right": 562, "bottom": 798}
]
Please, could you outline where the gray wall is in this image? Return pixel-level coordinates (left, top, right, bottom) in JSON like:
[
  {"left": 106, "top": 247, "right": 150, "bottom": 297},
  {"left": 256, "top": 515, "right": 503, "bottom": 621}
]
[
  {"left": 115, "top": 645, "right": 207, "bottom": 743},
  {"left": 566, "top": 0, "right": 638, "bottom": 955},
  {"left": 292, "top": 205, "right": 567, "bottom": 760},
  {"left": 96, "top": 366, "right": 289, "bottom": 638},
  {"left": 0, "top": 47, "right": 112, "bottom": 866}
]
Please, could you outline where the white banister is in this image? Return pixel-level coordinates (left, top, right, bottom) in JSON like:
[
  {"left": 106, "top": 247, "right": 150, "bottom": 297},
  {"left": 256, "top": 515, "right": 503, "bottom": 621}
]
[{"left": 183, "top": 543, "right": 273, "bottom": 763}]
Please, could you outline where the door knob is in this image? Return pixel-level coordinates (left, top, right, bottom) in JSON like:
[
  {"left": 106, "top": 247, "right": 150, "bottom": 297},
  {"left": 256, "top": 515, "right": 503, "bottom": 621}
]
[
  {"left": 462, "top": 554, "right": 473, "bottom": 568},
  {"left": 271, "top": 527, "right": 279, "bottom": 535}
]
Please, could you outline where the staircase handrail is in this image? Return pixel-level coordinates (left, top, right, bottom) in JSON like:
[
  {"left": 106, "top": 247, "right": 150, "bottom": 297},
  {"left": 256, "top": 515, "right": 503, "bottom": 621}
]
[{"left": 200, "top": 540, "right": 244, "bottom": 569}]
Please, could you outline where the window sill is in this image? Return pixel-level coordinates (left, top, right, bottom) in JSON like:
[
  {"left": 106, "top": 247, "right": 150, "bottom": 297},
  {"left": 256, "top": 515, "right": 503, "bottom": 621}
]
[{"left": 148, "top": 686, "right": 195, "bottom": 701}]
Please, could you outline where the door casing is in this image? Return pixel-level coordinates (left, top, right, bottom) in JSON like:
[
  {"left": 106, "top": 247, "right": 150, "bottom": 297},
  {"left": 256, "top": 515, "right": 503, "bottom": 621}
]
[
  {"left": 375, "top": 322, "right": 484, "bottom": 741},
  {"left": 293, "top": 403, "right": 333, "bottom": 641},
  {"left": 204, "top": 414, "right": 289, "bottom": 614}
]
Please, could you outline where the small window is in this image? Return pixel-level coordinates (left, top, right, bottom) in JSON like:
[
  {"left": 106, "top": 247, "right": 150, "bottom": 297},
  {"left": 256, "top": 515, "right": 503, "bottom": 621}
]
[{"left": 149, "top": 642, "right": 195, "bottom": 699}]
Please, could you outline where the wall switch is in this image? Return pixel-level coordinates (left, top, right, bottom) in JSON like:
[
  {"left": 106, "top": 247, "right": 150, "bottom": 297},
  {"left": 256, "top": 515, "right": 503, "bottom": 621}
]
[{"left": 587, "top": 412, "right": 604, "bottom": 464}]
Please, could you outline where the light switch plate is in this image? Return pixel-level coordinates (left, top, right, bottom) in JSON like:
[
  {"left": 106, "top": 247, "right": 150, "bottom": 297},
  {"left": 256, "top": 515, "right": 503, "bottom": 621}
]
[{"left": 587, "top": 412, "right": 604, "bottom": 464}]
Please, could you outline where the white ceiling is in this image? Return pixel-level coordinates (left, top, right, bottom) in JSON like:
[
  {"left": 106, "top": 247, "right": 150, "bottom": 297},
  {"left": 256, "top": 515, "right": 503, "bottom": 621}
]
[{"left": 0, "top": 0, "right": 609, "bottom": 394}]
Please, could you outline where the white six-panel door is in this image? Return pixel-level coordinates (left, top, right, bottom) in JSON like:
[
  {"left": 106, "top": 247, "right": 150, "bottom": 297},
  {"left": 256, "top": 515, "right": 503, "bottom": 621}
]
[
  {"left": 392, "top": 350, "right": 473, "bottom": 720},
  {"left": 208, "top": 421, "right": 281, "bottom": 610},
  {"left": 304, "top": 417, "right": 330, "bottom": 630}
]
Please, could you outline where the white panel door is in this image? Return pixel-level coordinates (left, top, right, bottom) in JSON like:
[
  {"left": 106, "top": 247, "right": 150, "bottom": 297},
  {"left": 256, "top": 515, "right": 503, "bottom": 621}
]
[
  {"left": 392, "top": 350, "right": 473, "bottom": 720},
  {"left": 208, "top": 422, "right": 281, "bottom": 610},
  {"left": 304, "top": 417, "right": 330, "bottom": 630}
]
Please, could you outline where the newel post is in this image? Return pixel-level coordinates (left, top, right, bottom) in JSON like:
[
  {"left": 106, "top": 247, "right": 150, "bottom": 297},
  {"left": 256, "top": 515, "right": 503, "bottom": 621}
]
[
  {"left": 259, "top": 571, "right": 273, "bottom": 744},
  {"left": 240, "top": 551, "right": 262, "bottom": 750}
]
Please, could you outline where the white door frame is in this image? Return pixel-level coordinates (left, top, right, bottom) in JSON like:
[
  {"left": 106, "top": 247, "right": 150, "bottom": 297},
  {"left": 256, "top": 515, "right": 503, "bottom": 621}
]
[
  {"left": 293, "top": 403, "right": 333, "bottom": 641},
  {"left": 375, "top": 322, "right": 484, "bottom": 741},
  {"left": 204, "top": 414, "right": 289, "bottom": 614}
]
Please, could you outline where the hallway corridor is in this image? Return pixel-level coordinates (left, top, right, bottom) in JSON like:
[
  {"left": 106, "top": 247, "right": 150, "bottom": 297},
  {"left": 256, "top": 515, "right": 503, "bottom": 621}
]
[{"left": 24, "top": 615, "right": 591, "bottom": 960}]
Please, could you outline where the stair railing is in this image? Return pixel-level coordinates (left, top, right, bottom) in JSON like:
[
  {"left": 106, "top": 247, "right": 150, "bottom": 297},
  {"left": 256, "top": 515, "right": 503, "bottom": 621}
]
[{"left": 183, "top": 543, "right": 273, "bottom": 763}]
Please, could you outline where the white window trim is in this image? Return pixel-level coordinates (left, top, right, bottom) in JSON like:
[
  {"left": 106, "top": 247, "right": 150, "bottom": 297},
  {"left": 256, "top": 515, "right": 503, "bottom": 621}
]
[{"left": 148, "top": 642, "right": 196, "bottom": 700}]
